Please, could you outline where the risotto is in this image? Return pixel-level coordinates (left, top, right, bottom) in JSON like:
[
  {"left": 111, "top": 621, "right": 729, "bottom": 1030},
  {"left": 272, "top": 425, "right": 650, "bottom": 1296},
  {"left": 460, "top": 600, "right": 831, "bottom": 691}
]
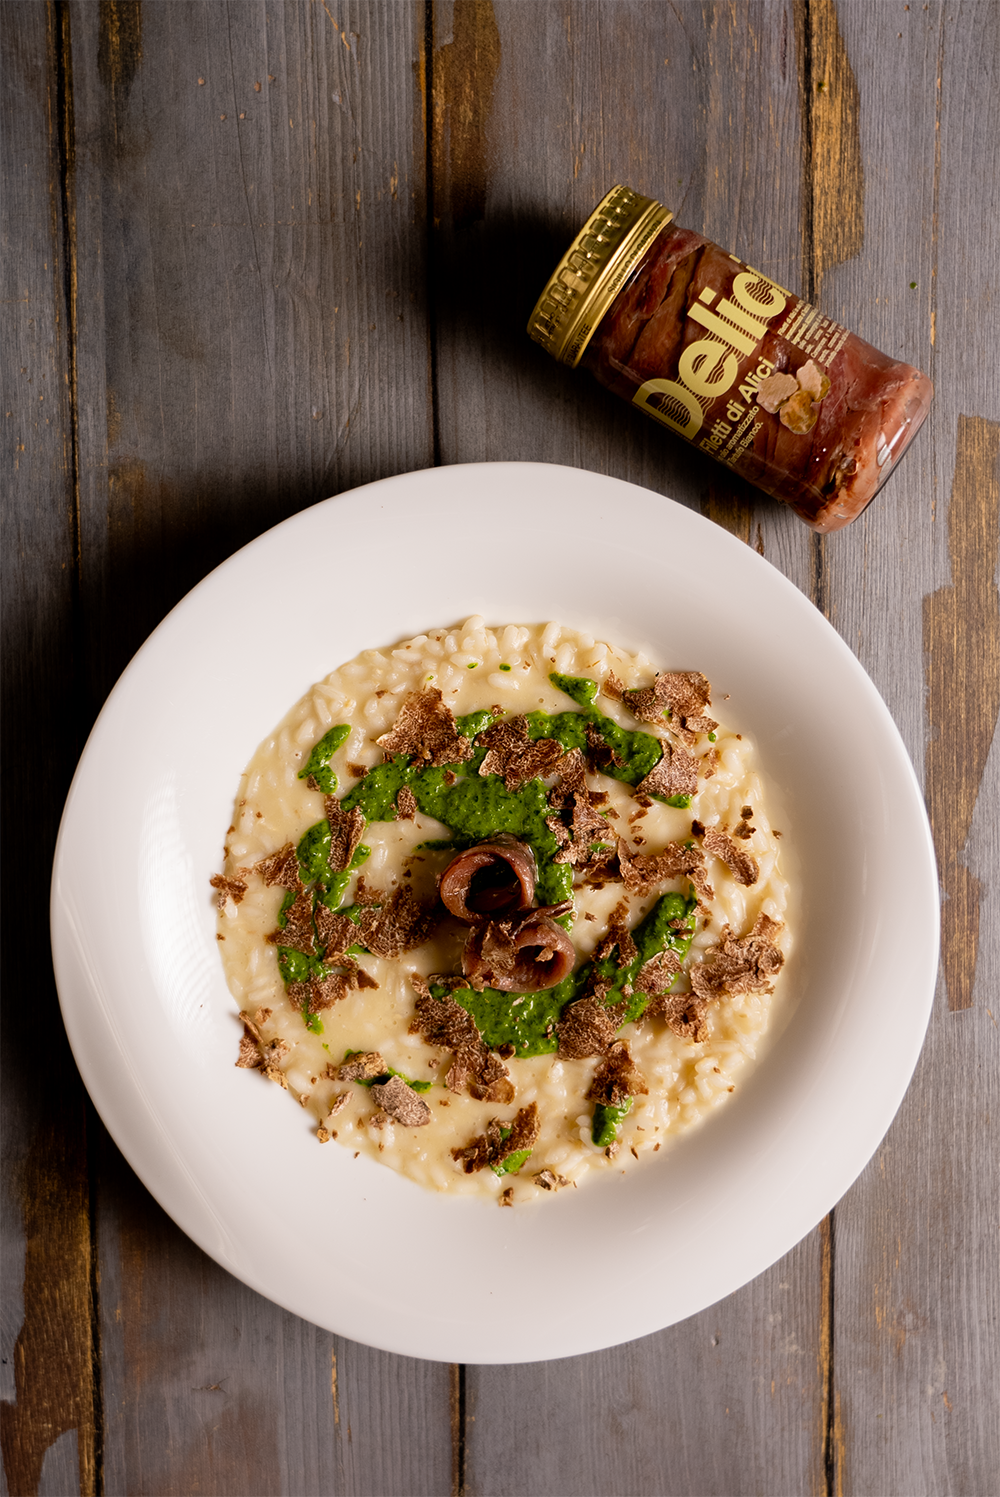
[{"left": 213, "top": 620, "right": 791, "bottom": 1204}]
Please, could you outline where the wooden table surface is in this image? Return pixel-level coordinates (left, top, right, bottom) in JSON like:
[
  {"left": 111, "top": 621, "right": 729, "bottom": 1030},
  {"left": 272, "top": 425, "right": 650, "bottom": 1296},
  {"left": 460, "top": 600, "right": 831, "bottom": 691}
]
[{"left": 3, "top": 2, "right": 998, "bottom": 1493}]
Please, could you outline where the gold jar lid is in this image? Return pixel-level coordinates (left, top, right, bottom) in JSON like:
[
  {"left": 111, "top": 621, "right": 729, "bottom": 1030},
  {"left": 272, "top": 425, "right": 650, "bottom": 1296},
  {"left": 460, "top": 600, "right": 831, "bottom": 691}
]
[{"left": 527, "top": 186, "right": 673, "bottom": 367}]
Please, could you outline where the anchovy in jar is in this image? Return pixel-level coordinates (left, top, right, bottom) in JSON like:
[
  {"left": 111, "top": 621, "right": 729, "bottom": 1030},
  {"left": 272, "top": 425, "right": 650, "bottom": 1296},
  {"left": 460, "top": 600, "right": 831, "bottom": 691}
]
[{"left": 528, "top": 185, "right": 933, "bottom": 532}]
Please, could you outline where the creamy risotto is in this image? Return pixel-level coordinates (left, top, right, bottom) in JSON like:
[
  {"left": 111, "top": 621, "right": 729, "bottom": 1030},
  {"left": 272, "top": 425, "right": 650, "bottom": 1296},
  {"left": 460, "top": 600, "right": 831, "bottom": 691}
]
[{"left": 213, "top": 620, "right": 790, "bottom": 1204}]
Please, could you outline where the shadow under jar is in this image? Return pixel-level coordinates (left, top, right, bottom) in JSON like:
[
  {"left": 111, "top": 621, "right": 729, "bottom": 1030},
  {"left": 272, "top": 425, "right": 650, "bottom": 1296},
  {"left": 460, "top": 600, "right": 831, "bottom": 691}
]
[{"left": 528, "top": 185, "right": 933, "bottom": 532}]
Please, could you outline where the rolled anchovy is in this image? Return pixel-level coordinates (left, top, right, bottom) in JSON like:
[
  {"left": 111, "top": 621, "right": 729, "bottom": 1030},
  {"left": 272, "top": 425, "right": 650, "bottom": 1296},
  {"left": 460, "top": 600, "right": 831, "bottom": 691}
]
[
  {"left": 462, "top": 906, "right": 576, "bottom": 993},
  {"left": 439, "top": 834, "right": 536, "bottom": 921}
]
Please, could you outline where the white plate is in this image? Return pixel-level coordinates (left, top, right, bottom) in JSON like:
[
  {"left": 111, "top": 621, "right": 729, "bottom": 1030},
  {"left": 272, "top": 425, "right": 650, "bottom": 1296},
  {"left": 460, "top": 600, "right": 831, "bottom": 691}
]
[{"left": 51, "top": 462, "right": 938, "bottom": 1364}]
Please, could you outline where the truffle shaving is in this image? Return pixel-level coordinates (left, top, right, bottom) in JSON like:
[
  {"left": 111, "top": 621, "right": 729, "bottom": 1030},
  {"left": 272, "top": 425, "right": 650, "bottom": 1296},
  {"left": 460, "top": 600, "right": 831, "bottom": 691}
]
[
  {"left": 702, "top": 826, "right": 759, "bottom": 887},
  {"left": 324, "top": 796, "right": 366, "bottom": 872},
  {"left": 409, "top": 984, "right": 514, "bottom": 1103},
  {"left": 410, "top": 983, "right": 481, "bottom": 1050},
  {"left": 211, "top": 873, "right": 248, "bottom": 910},
  {"left": 583, "top": 720, "right": 623, "bottom": 774},
  {"left": 337, "top": 1051, "right": 387, "bottom": 1082},
  {"left": 376, "top": 687, "right": 473, "bottom": 767},
  {"left": 396, "top": 784, "right": 418, "bottom": 820},
  {"left": 688, "top": 913, "right": 785, "bottom": 1002},
  {"left": 617, "top": 838, "right": 713, "bottom": 903},
  {"left": 477, "top": 715, "right": 565, "bottom": 791},
  {"left": 268, "top": 887, "right": 316, "bottom": 955},
  {"left": 314, "top": 905, "right": 358, "bottom": 963},
  {"left": 557, "top": 996, "right": 625, "bottom": 1059},
  {"left": 456, "top": 1047, "right": 515, "bottom": 1105},
  {"left": 621, "top": 671, "right": 717, "bottom": 745},
  {"left": 633, "top": 948, "right": 683, "bottom": 999},
  {"left": 309, "top": 969, "right": 356, "bottom": 1010},
  {"left": 451, "top": 1102, "right": 540, "bottom": 1174},
  {"left": 257, "top": 1035, "right": 291, "bottom": 1087},
  {"left": 642, "top": 989, "right": 714, "bottom": 1042},
  {"left": 586, "top": 1040, "right": 648, "bottom": 1106},
  {"left": 253, "top": 843, "right": 302, "bottom": 889},
  {"left": 547, "top": 749, "right": 615, "bottom": 869},
  {"left": 593, "top": 899, "right": 638, "bottom": 968},
  {"left": 370, "top": 1074, "right": 432, "bottom": 1126},
  {"left": 236, "top": 1022, "right": 263, "bottom": 1069},
  {"left": 534, "top": 1169, "right": 570, "bottom": 1191},
  {"left": 359, "top": 885, "right": 438, "bottom": 957},
  {"left": 286, "top": 970, "right": 356, "bottom": 1014},
  {"left": 636, "top": 742, "right": 699, "bottom": 800}
]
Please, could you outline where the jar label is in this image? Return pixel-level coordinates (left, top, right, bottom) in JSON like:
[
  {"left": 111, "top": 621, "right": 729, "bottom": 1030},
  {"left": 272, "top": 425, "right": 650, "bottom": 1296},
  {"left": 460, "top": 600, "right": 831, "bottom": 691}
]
[{"left": 632, "top": 258, "right": 846, "bottom": 470}]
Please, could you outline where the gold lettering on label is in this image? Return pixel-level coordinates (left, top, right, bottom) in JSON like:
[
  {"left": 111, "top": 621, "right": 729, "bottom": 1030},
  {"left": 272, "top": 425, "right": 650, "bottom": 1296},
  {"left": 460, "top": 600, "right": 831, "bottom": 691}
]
[
  {"left": 633, "top": 379, "right": 703, "bottom": 438},
  {"left": 686, "top": 301, "right": 759, "bottom": 358},
  {"left": 631, "top": 272, "right": 788, "bottom": 446},
  {"left": 678, "top": 339, "right": 739, "bottom": 398},
  {"left": 714, "top": 298, "right": 769, "bottom": 343},
  {"left": 731, "top": 271, "right": 789, "bottom": 318}
]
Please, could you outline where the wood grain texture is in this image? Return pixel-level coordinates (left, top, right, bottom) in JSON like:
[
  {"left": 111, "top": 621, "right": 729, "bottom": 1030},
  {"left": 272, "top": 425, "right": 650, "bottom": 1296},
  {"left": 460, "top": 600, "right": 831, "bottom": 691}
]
[
  {"left": 808, "top": 4, "right": 1000, "bottom": 1494},
  {"left": 924, "top": 416, "right": 1000, "bottom": 1013},
  {"left": 432, "top": 0, "right": 501, "bottom": 231},
  {"left": 1, "top": 1120, "right": 96, "bottom": 1497},
  {"left": 68, "top": 0, "right": 434, "bottom": 710},
  {"left": 794, "top": 0, "right": 864, "bottom": 295},
  {"left": 1, "top": 4, "right": 97, "bottom": 1495}
]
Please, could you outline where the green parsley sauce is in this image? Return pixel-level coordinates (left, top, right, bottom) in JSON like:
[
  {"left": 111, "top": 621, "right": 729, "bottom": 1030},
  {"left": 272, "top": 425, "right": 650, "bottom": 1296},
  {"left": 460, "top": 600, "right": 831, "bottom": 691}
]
[
  {"left": 338, "top": 673, "right": 688, "bottom": 904},
  {"left": 592, "top": 1098, "right": 633, "bottom": 1148},
  {"left": 525, "top": 672, "right": 664, "bottom": 789},
  {"left": 298, "top": 722, "right": 350, "bottom": 794},
  {"left": 493, "top": 1147, "right": 532, "bottom": 1177}
]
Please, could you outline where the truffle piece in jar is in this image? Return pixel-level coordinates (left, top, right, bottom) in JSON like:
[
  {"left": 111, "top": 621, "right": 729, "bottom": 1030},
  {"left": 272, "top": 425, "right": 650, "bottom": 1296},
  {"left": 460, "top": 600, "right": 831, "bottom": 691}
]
[{"left": 528, "top": 185, "right": 932, "bottom": 532}]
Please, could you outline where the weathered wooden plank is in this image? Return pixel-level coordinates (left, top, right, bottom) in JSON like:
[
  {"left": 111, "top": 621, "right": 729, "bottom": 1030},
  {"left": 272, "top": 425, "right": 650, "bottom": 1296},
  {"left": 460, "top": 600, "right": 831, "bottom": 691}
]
[
  {"left": 807, "top": 3, "right": 1000, "bottom": 1493},
  {"left": 58, "top": 1, "right": 446, "bottom": 1492},
  {"left": 1, "top": 4, "right": 98, "bottom": 1495},
  {"left": 463, "top": 1233, "right": 827, "bottom": 1497},
  {"left": 69, "top": 0, "right": 435, "bottom": 712},
  {"left": 437, "top": 5, "right": 828, "bottom": 1492}
]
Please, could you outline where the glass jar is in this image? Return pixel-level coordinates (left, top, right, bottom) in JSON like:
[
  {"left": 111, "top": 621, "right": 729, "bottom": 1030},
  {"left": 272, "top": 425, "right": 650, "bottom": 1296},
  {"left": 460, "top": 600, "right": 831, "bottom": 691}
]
[{"left": 528, "top": 186, "right": 933, "bottom": 532}]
